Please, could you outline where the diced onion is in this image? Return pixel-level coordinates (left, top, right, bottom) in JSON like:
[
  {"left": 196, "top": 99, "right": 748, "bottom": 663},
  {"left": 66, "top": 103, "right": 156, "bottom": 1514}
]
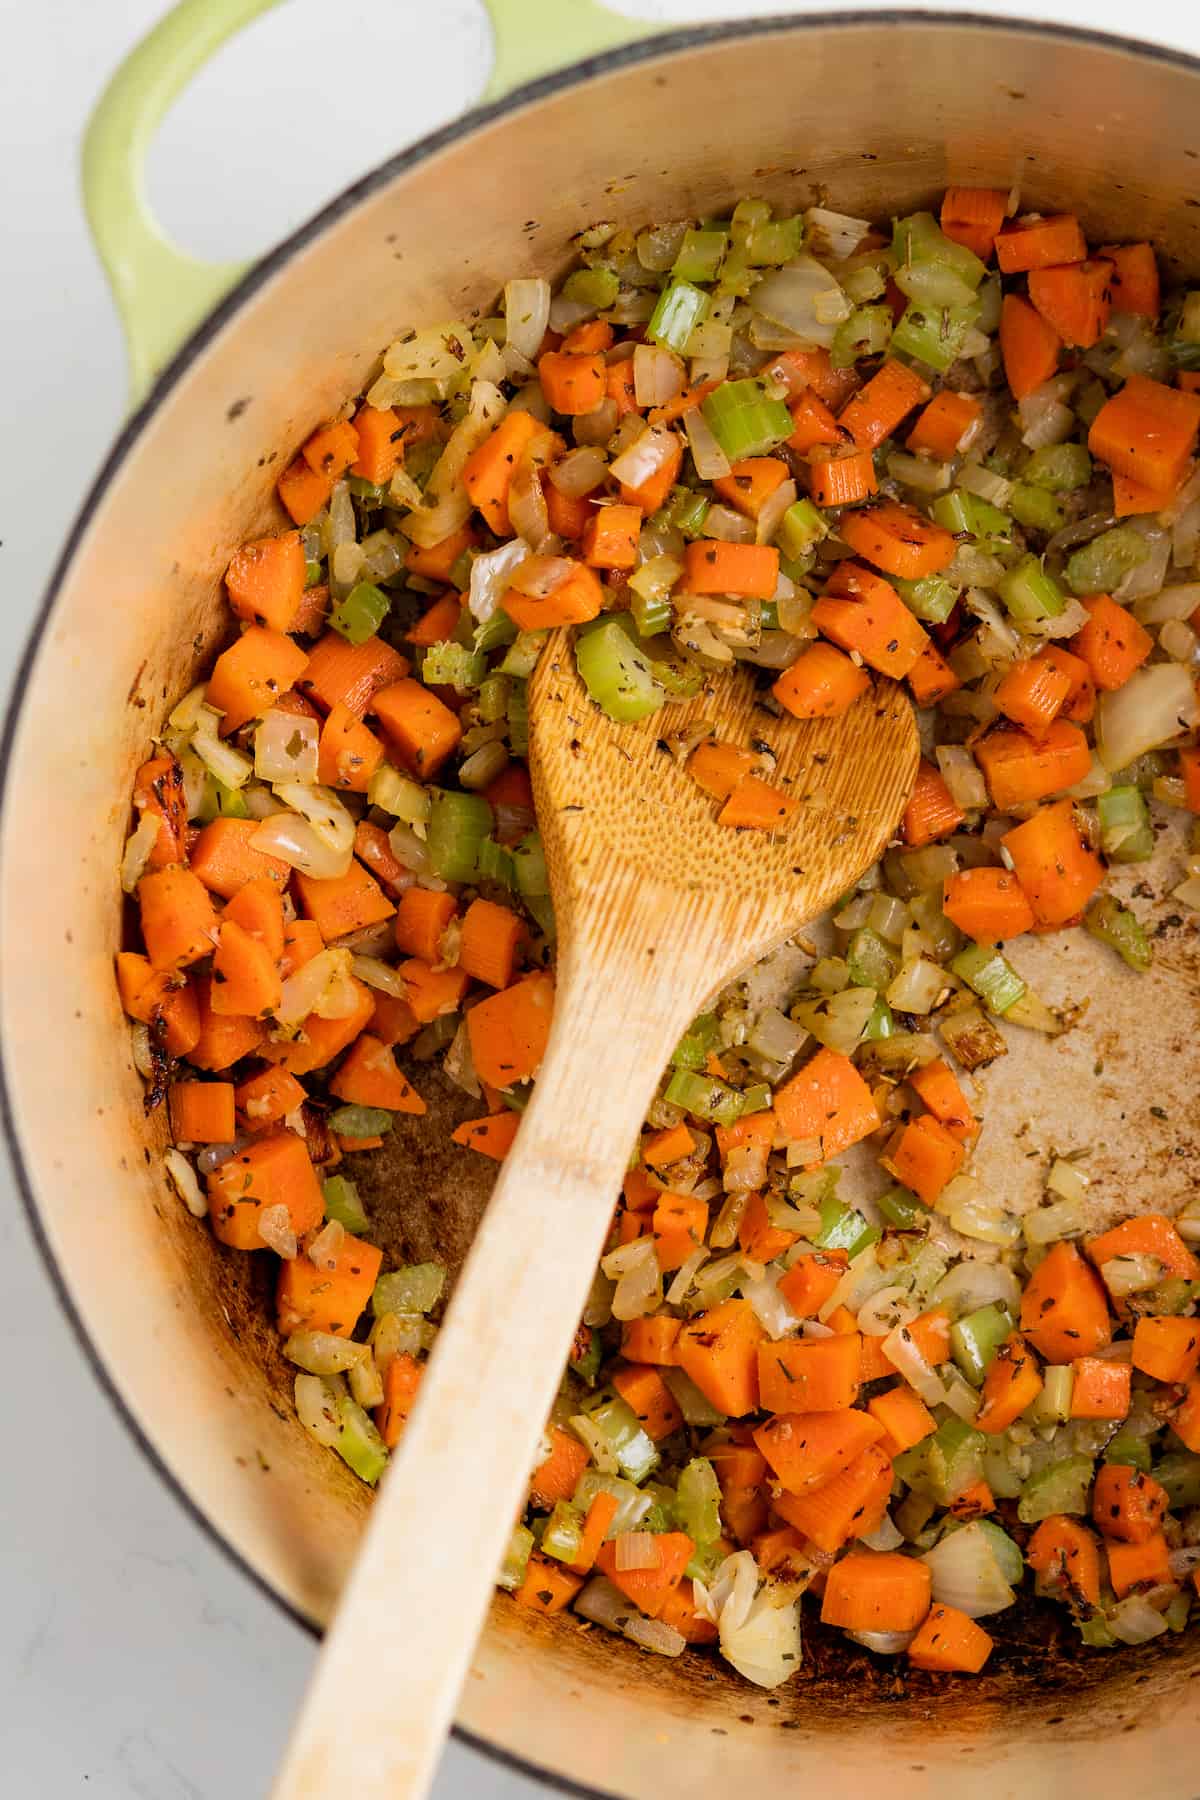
[
  {"left": 307, "top": 1218, "right": 345, "bottom": 1270},
  {"left": 120, "top": 813, "right": 161, "bottom": 895},
  {"left": 251, "top": 812, "right": 352, "bottom": 881},
  {"left": 684, "top": 406, "right": 732, "bottom": 481},
  {"left": 610, "top": 423, "right": 679, "bottom": 490},
  {"left": 935, "top": 745, "right": 987, "bottom": 812},
  {"left": 294, "top": 1373, "right": 343, "bottom": 1448},
  {"left": 846, "top": 1627, "right": 915, "bottom": 1654},
  {"left": 742, "top": 1267, "right": 800, "bottom": 1340},
  {"left": 859, "top": 1513, "right": 905, "bottom": 1554},
  {"left": 1046, "top": 1157, "right": 1088, "bottom": 1204},
  {"left": 882, "top": 1321, "right": 949, "bottom": 1406},
  {"left": 1099, "top": 1254, "right": 1164, "bottom": 1298},
  {"left": 549, "top": 446, "right": 607, "bottom": 498},
  {"left": 720, "top": 1592, "right": 803, "bottom": 1690},
  {"left": 1096, "top": 663, "right": 1200, "bottom": 770},
  {"left": 634, "top": 343, "right": 686, "bottom": 408},
  {"left": 258, "top": 1203, "right": 297, "bottom": 1259},
  {"left": 922, "top": 1522, "right": 1016, "bottom": 1617},
  {"left": 350, "top": 955, "right": 408, "bottom": 997},
  {"left": 1108, "top": 1595, "right": 1168, "bottom": 1645},
  {"left": 856, "top": 1284, "right": 919, "bottom": 1337},
  {"left": 255, "top": 709, "right": 319, "bottom": 785},
  {"left": 192, "top": 706, "right": 254, "bottom": 790},
  {"left": 164, "top": 1149, "right": 207, "bottom": 1219},
  {"left": 752, "top": 255, "right": 850, "bottom": 346},
  {"left": 284, "top": 1331, "right": 367, "bottom": 1375},
  {"left": 615, "top": 1531, "right": 658, "bottom": 1572},
  {"left": 623, "top": 1614, "right": 687, "bottom": 1658},
  {"left": 930, "top": 1260, "right": 1021, "bottom": 1318},
  {"left": 806, "top": 206, "right": 871, "bottom": 260},
  {"left": 507, "top": 456, "right": 551, "bottom": 551},
  {"left": 1023, "top": 1197, "right": 1086, "bottom": 1246},
  {"left": 704, "top": 1550, "right": 760, "bottom": 1635},
  {"left": 405, "top": 380, "right": 507, "bottom": 549},
  {"left": 504, "top": 278, "right": 551, "bottom": 359},
  {"left": 276, "top": 946, "right": 354, "bottom": 1029},
  {"left": 1160, "top": 618, "right": 1198, "bottom": 663}
]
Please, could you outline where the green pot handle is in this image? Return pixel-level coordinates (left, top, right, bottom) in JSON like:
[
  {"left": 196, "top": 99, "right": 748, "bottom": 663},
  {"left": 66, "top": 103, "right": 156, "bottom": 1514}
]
[{"left": 82, "top": 0, "right": 660, "bottom": 403}]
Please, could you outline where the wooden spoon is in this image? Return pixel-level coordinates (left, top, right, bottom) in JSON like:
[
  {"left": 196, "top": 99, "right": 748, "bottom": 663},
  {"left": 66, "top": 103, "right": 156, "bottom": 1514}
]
[{"left": 273, "top": 640, "right": 918, "bottom": 1799}]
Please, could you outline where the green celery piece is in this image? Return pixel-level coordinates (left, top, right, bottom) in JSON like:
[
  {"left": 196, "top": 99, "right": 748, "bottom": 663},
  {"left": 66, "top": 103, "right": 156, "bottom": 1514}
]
[
  {"left": 1009, "top": 483, "right": 1066, "bottom": 534},
  {"left": 334, "top": 1394, "right": 389, "bottom": 1485},
  {"left": 498, "top": 629, "right": 547, "bottom": 679},
  {"left": 894, "top": 574, "right": 959, "bottom": 623},
  {"left": 675, "top": 1457, "right": 723, "bottom": 1544},
  {"left": 741, "top": 1082, "right": 772, "bottom": 1116},
  {"left": 864, "top": 997, "right": 895, "bottom": 1040},
  {"left": 780, "top": 550, "right": 816, "bottom": 583},
  {"left": 420, "top": 639, "right": 486, "bottom": 691},
  {"left": 876, "top": 1185, "right": 929, "bottom": 1230},
  {"left": 641, "top": 640, "right": 704, "bottom": 699},
  {"left": 1077, "top": 1612, "right": 1118, "bottom": 1649},
  {"left": 976, "top": 1518, "right": 1025, "bottom": 1585},
  {"left": 1153, "top": 1451, "right": 1200, "bottom": 1509},
  {"left": 1085, "top": 895, "right": 1153, "bottom": 971},
  {"left": 891, "top": 300, "right": 980, "bottom": 374},
  {"left": 663, "top": 1067, "right": 745, "bottom": 1127},
  {"left": 1024, "top": 443, "right": 1092, "bottom": 491},
  {"left": 1028, "top": 1363, "right": 1074, "bottom": 1426},
  {"left": 981, "top": 1434, "right": 1027, "bottom": 1500},
  {"left": 1145, "top": 1277, "right": 1195, "bottom": 1316},
  {"left": 673, "top": 228, "right": 729, "bottom": 283},
  {"left": 477, "top": 836, "right": 516, "bottom": 888},
  {"left": 477, "top": 672, "right": 512, "bottom": 725},
  {"left": 686, "top": 1538, "right": 728, "bottom": 1583},
  {"left": 373, "top": 1262, "right": 446, "bottom": 1317},
  {"left": 575, "top": 618, "right": 666, "bottom": 723},
  {"left": 829, "top": 303, "right": 893, "bottom": 370},
  {"left": 507, "top": 682, "right": 530, "bottom": 756},
  {"left": 426, "top": 788, "right": 493, "bottom": 882},
  {"left": 1103, "top": 1433, "right": 1153, "bottom": 1474},
  {"left": 587, "top": 1395, "right": 660, "bottom": 1483},
  {"left": 497, "top": 1523, "right": 535, "bottom": 1591},
  {"left": 701, "top": 379, "right": 794, "bottom": 460},
  {"left": 322, "top": 1175, "right": 370, "bottom": 1236},
  {"left": 648, "top": 280, "right": 710, "bottom": 354},
  {"left": 328, "top": 581, "right": 390, "bottom": 646},
  {"left": 892, "top": 211, "right": 987, "bottom": 292},
  {"left": 513, "top": 831, "right": 549, "bottom": 898},
  {"left": 449, "top": 548, "right": 476, "bottom": 592},
  {"left": 524, "top": 892, "right": 556, "bottom": 940},
  {"left": 541, "top": 1499, "right": 585, "bottom": 1565},
  {"left": 672, "top": 1012, "right": 720, "bottom": 1070},
  {"left": 668, "top": 487, "right": 711, "bottom": 538},
  {"left": 1165, "top": 1589, "right": 1193, "bottom": 1633},
  {"left": 1096, "top": 785, "right": 1154, "bottom": 864},
  {"left": 951, "top": 943, "right": 1026, "bottom": 1015},
  {"left": 630, "top": 589, "right": 672, "bottom": 638},
  {"left": 1017, "top": 1453, "right": 1094, "bottom": 1524},
  {"left": 1065, "top": 525, "right": 1149, "bottom": 598},
  {"left": 304, "top": 558, "right": 323, "bottom": 587},
  {"left": 474, "top": 609, "right": 518, "bottom": 655},
  {"left": 328, "top": 1103, "right": 392, "bottom": 1138},
  {"left": 896, "top": 1417, "right": 985, "bottom": 1505},
  {"left": 746, "top": 216, "right": 804, "bottom": 266},
  {"left": 813, "top": 1194, "right": 881, "bottom": 1259},
  {"left": 570, "top": 1330, "right": 603, "bottom": 1387},
  {"left": 563, "top": 266, "right": 620, "bottom": 310},
  {"left": 933, "top": 489, "right": 1013, "bottom": 543},
  {"left": 197, "top": 775, "right": 249, "bottom": 823},
  {"left": 895, "top": 1490, "right": 937, "bottom": 1543},
  {"left": 759, "top": 600, "right": 780, "bottom": 631},
  {"left": 777, "top": 497, "right": 830, "bottom": 560},
  {"left": 345, "top": 476, "right": 385, "bottom": 504},
  {"left": 950, "top": 1303, "right": 1013, "bottom": 1385},
  {"left": 846, "top": 926, "right": 899, "bottom": 990}
]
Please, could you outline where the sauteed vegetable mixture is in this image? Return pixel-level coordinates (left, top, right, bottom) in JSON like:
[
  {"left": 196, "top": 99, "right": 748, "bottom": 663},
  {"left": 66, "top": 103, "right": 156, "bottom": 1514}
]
[{"left": 118, "top": 187, "right": 1200, "bottom": 1685}]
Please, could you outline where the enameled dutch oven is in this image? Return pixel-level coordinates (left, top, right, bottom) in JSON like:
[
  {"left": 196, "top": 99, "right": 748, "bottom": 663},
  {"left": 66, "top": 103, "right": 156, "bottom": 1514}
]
[{"left": 5, "top": 2, "right": 1200, "bottom": 1794}]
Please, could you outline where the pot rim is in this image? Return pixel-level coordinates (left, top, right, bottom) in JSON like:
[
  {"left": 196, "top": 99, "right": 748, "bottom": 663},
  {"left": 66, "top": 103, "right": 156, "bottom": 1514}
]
[{"left": 7, "top": 10, "right": 1200, "bottom": 1794}]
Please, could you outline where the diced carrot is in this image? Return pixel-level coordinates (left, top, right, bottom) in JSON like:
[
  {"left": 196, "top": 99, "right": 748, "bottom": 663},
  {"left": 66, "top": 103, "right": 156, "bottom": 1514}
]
[
  {"left": 351, "top": 822, "right": 410, "bottom": 896},
  {"left": 612, "top": 1364, "right": 684, "bottom": 1441},
  {"left": 223, "top": 876, "right": 286, "bottom": 961},
  {"left": 1106, "top": 1533, "right": 1171, "bottom": 1599},
  {"left": 189, "top": 818, "right": 289, "bottom": 902},
  {"left": 647, "top": 377, "right": 720, "bottom": 428},
  {"left": 837, "top": 361, "right": 930, "bottom": 451},
  {"left": 712, "top": 457, "right": 791, "bottom": 520},
  {"left": 1028, "top": 260, "right": 1114, "bottom": 350},
  {"left": 682, "top": 540, "right": 780, "bottom": 599},
  {"left": 169, "top": 1080, "right": 235, "bottom": 1145},
  {"left": 709, "top": 1444, "right": 770, "bottom": 1543},
  {"left": 460, "top": 411, "right": 544, "bottom": 535},
  {"left": 562, "top": 320, "right": 613, "bottom": 355},
  {"left": 235, "top": 1066, "right": 305, "bottom": 1129},
  {"left": 773, "top": 1443, "right": 893, "bottom": 1552},
  {"left": 771, "top": 346, "right": 860, "bottom": 410},
  {"left": 302, "top": 418, "right": 359, "bottom": 481},
  {"left": 131, "top": 754, "right": 188, "bottom": 870},
  {"left": 335, "top": 1134, "right": 382, "bottom": 1153},
  {"left": 880, "top": 1115, "right": 964, "bottom": 1205},
  {"left": 737, "top": 1190, "right": 797, "bottom": 1266},
  {"left": 393, "top": 888, "right": 458, "bottom": 965},
  {"left": 902, "top": 758, "right": 965, "bottom": 848},
  {"left": 621, "top": 1316, "right": 681, "bottom": 1366},
  {"left": 450, "top": 1110, "right": 521, "bottom": 1161},
  {"left": 515, "top": 1552, "right": 585, "bottom": 1615},
  {"left": 652, "top": 1190, "right": 709, "bottom": 1273},
  {"left": 185, "top": 976, "right": 267, "bottom": 1072},
  {"left": 398, "top": 958, "right": 470, "bottom": 1024},
  {"left": 772, "top": 641, "right": 870, "bottom": 720},
  {"left": 1020, "top": 1240, "right": 1112, "bottom": 1363},
  {"left": 372, "top": 678, "right": 462, "bottom": 779},
  {"left": 210, "top": 919, "right": 282, "bottom": 1018},
  {"left": 1098, "top": 242, "right": 1160, "bottom": 318},
  {"left": 1000, "top": 293, "right": 1061, "bottom": 401},
  {"left": 595, "top": 1531, "right": 694, "bottom": 1619},
  {"left": 297, "top": 632, "right": 409, "bottom": 718},
  {"left": 717, "top": 775, "right": 798, "bottom": 833},
  {"left": 1037, "top": 644, "right": 1095, "bottom": 724},
  {"left": 261, "top": 979, "right": 374, "bottom": 1077},
  {"left": 839, "top": 501, "right": 955, "bottom": 580},
  {"left": 713, "top": 1110, "right": 776, "bottom": 1164},
  {"left": 821, "top": 1550, "right": 931, "bottom": 1632},
  {"left": 1093, "top": 1463, "right": 1169, "bottom": 1545},
  {"left": 908, "top": 640, "right": 961, "bottom": 707},
  {"left": 619, "top": 434, "right": 683, "bottom": 514},
  {"left": 605, "top": 358, "right": 641, "bottom": 419},
  {"left": 206, "top": 1129, "right": 324, "bottom": 1250},
  {"left": 777, "top": 1250, "right": 848, "bottom": 1319},
  {"left": 206, "top": 626, "right": 310, "bottom": 734},
  {"left": 675, "top": 1298, "right": 765, "bottom": 1417},
  {"left": 277, "top": 455, "right": 332, "bottom": 527},
  {"left": 225, "top": 531, "right": 306, "bottom": 634},
  {"left": 757, "top": 1333, "right": 862, "bottom": 1414},
  {"left": 467, "top": 970, "right": 555, "bottom": 1088},
  {"left": 329, "top": 1033, "right": 426, "bottom": 1116},
  {"left": 529, "top": 1423, "right": 590, "bottom": 1507},
  {"left": 1071, "top": 592, "right": 1153, "bottom": 688},
  {"left": 1027, "top": 1514, "right": 1103, "bottom": 1607},
  {"left": 1086, "top": 1214, "right": 1200, "bottom": 1282},
  {"left": 819, "top": 560, "right": 932, "bottom": 680},
  {"left": 892, "top": 1307, "right": 952, "bottom": 1371},
  {"left": 859, "top": 1332, "right": 897, "bottom": 1384},
  {"left": 996, "top": 214, "right": 1087, "bottom": 274},
  {"left": 116, "top": 955, "right": 200, "bottom": 1056},
  {"left": 976, "top": 718, "right": 1092, "bottom": 810},
  {"left": 458, "top": 897, "right": 525, "bottom": 990},
  {"left": 826, "top": 1305, "right": 858, "bottom": 1336},
  {"left": 538, "top": 349, "right": 607, "bottom": 416},
  {"left": 1069, "top": 1357, "right": 1131, "bottom": 1421},
  {"left": 656, "top": 1577, "right": 719, "bottom": 1644},
  {"left": 569, "top": 1491, "right": 620, "bottom": 1575},
  {"left": 1089, "top": 374, "right": 1200, "bottom": 489},
  {"left": 1001, "top": 800, "right": 1104, "bottom": 928},
  {"left": 368, "top": 991, "right": 420, "bottom": 1048},
  {"left": 1112, "top": 460, "right": 1192, "bottom": 518},
  {"left": 374, "top": 1352, "right": 422, "bottom": 1448},
  {"left": 279, "top": 918, "right": 324, "bottom": 979},
  {"left": 754, "top": 1409, "right": 884, "bottom": 1495},
  {"left": 405, "top": 528, "right": 476, "bottom": 587},
  {"left": 773, "top": 1046, "right": 879, "bottom": 1167},
  {"left": 906, "top": 389, "right": 983, "bottom": 460},
  {"left": 294, "top": 863, "right": 394, "bottom": 942},
  {"left": 1172, "top": 1378, "right": 1200, "bottom": 1452},
  {"left": 787, "top": 390, "right": 846, "bottom": 455},
  {"left": 908, "top": 1603, "right": 994, "bottom": 1673},
  {"left": 581, "top": 502, "right": 642, "bottom": 569},
  {"left": 975, "top": 1333, "right": 1044, "bottom": 1434},
  {"left": 137, "top": 866, "right": 219, "bottom": 971},
  {"left": 624, "top": 1165, "right": 662, "bottom": 1211},
  {"left": 314, "top": 702, "right": 385, "bottom": 794},
  {"left": 805, "top": 448, "right": 877, "bottom": 508},
  {"left": 346, "top": 403, "right": 402, "bottom": 486},
  {"left": 943, "top": 865, "right": 1035, "bottom": 945},
  {"left": 994, "top": 653, "right": 1074, "bottom": 736},
  {"left": 502, "top": 559, "right": 604, "bottom": 631},
  {"left": 543, "top": 482, "right": 595, "bottom": 540},
  {"left": 276, "top": 1232, "right": 383, "bottom": 1340},
  {"left": 642, "top": 1122, "right": 694, "bottom": 1171},
  {"left": 940, "top": 187, "right": 1007, "bottom": 261},
  {"left": 1131, "top": 1316, "right": 1200, "bottom": 1385},
  {"left": 908, "top": 1058, "right": 977, "bottom": 1141},
  {"left": 868, "top": 1383, "right": 936, "bottom": 1457}
]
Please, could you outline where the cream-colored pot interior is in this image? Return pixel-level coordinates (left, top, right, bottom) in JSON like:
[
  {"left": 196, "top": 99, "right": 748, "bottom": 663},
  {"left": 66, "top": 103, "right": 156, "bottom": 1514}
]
[{"left": 6, "top": 16, "right": 1200, "bottom": 1797}]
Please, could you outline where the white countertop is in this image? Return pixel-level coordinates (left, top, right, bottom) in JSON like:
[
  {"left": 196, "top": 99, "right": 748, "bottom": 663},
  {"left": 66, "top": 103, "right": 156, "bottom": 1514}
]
[{"left": 3, "top": 1, "right": 1198, "bottom": 1794}]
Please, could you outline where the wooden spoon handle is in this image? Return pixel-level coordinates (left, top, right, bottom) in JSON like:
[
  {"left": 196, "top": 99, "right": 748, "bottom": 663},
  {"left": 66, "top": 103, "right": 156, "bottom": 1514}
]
[{"left": 271, "top": 952, "right": 694, "bottom": 1800}]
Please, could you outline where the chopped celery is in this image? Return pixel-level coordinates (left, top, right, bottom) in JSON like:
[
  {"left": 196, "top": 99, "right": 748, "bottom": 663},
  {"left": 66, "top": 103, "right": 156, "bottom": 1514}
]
[
  {"left": 814, "top": 1194, "right": 881, "bottom": 1259},
  {"left": 373, "top": 1262, "right": 446, "bottom": 1317},
  {"left": 933, "top": 489, "right": 1013, "bottom": 544},
  {"left": 328, "top": 580, "right": 390, "bottom": 646},
  {"left": 1077, "top": 1612, "right": 1118, "bottom": 1649},
  {"left": 197, "top": 775, "right": 249, "bottom": 823},
  {"left": 741, "top": 1081, "right": 772, "bottom": 1115},
  {"left": 895, "top": 574, "right": 959, "bottom": 623},
  {"left": 702, "top": 379, "right": 794, "bottom": 460},
  {"left": 950, "top": 1303, "right": 1013, "bottom": 1385},
  {"left": 427, "top": 788, "right": 492, "bottom": 881},
  {"left": 328, "top": 1103, "right": 392, "bottom": 1138},
  {"left": 1103, "top": 1433, "right": 1153, "bottom": 1474},
  {"left": 368, "top": 764, "right": 431, "bottom": 823},
  {"left": 686, "top": 1538, "right": 728, "bottom": 1584},
  {"left": 846, "top": 926, "right": 899, "bottom": 990},
  {"left": 474, "top": 609, "right": 518, "bottom": 655},
  {"left": 477, "top": 836, "right": 516, "bottom": 887},
  {"left": 864, "top": 998, "right": 895, "bottom": 1041},
  {"left": 448, "top": 548, "right": 475, "bottom": 591},
  {"left": 893, "top": 212, "right": 987, "bottom": 298},
  {"left": 322, "top": 1175, "right": 370, "bottom": 1236},
  {"left": 477, "top": 673, "right": 511, "bottom": 725},
  {"left": 498, "top": 629, "right": 547, "bottom": 679},
  {"left": 1153, "top": 1451, "right": 1200, "bottom": 1509},
  {"left": 346, "top": 476, "right": 385, "bottom": 504},
  {"left": 997, "top": 553, "right": 1066, "bottom": 623},
  {"left": 1017, "top": 1454, "right": 1094, "bottom": 1524},
  {"left": 675, "top": 1457, "right": 722, "bottom": 1544},
  {"left": 1085, "top": 895, "right": 1153, "bottom": 972},
  {"left": 630, "top": 589, "right": 673, "bottom": 638},
  {"left": 648, "top": 280, "right": 710, "bottom": 355},
  {"left": 672, "top": 1012, "right": 720, "bottom": 1070},
  {"left": 951, "top": 943, "right": 1026, "bottom": 1015},
  {"left": 829, "top": 303, "right": 893, "bottom": 370},
  {"left": 575, "top": 618, "right": 666, "bottom": 723},
  {"left": 507, "top": 681, "right": 529, "bottom": 756},
  {"left": 1029, "top": 1363, "right": 1074, "bottom": 1426},
  {"left": 562, "top": 266, "right": 620, "bottom": 310},
  {"left": 1009, "top": 483, "right": 1066, "bottom": 534},
  {"left": 334, "top": 1394, "right": 388, "bottom": 1485},
  {"left": 584, "top": 1395, "right": 660, "bottom": 1483},
  {"left": 895, "top": 1489, "right": 937, "bottom": 1542},
  {"left": 512, "top": 831, "right": 549, "bottom": 899},
  {"left": 1097, "top": 786, "right": 1154, "bottom": 864},
  {"left": 668, "top": 487, "right": 711, "bottom": 538},
  {"left": 524, "top": 892, "right": 556, "bottom": 940},
  {"left": 1065, "top": 525, "right": 1149, "bottom": 598},
  {"left": 777, "top": 496, "right": 830, "bottom": 560},
  {"left": 890, "top": 300, "right": 980, "bottom": 374},
  {"left": 570, "top": 1330, "right": 603, "bottom": 1387},
  {"left": 541, "top": 1499, "right": 585, "bottom": 1565},
  {"left": 1166, "top": 1589, "right": 1192, "bottom": 1633},
  {"left": 497, "top": 1523, "right": 535, "bottom": 1591},
  {"left": 673, "top": 227, "right": 729, "bottom": 283},
  {"left": 981, "top": 1435, "right": 1027, "bottom": 1500},
  {"left": 746, "top": 215, "right": 804, "bottom": 266},
  {"left": 640, "top": 638, "right": 704, "bottom": 699},
  {"left": 420, "top": 639, "right": 486, "bottom": 691},
  {"left": 760, "top": 600, "right": 780, "bottom": 631},
  {"left": 304, "top": 558, "right": 323, "bottom": 588},
  {"left": 896, "top": 1417, "right": 986, "bottom": 1505},
  {"left": 1024, "top": 443, "right": 1092, "bottom": 491},
  {"left": 876, "top": 1185, "right": 929, "bottom": 1231},
  {"left": 663, "top": 1067, "right": 745, "bottom": 1127}
]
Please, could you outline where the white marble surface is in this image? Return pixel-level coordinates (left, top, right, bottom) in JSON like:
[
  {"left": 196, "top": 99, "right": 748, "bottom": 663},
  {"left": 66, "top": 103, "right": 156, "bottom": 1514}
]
[{"left": 3, "top": 1, "right": 1199, "bottom": 1795}]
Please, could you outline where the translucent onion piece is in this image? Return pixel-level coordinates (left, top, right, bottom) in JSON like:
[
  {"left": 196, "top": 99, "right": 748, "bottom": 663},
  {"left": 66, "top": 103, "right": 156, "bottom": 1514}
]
[
  {"left": 386, "top": 821, "right": 432, "bottom": 875},
  {"left": 615, "top": 1531, "right": 658, "bottom": 1572},
  {"left": 294, "top": 1373, "right": 343, "bottom": 1448},
  {"left": 405, "top": 380, "right": 507, "bottom": 549},
  {"left": 935, "top": 744, "right": 987, "bottom": 812},
  {"left": 930, "top": 1259, "right": 1022, "bottom": 1320},
  {"left": 1108, "top": 1595, "right": 1168, "bottom": 1645},
  {"left": 856, "top": 1283, "right": 919, "bottom": 1337},
  {"left": 755, "top": 477, "right": 798, "bottom": 548},
  {"left": 1096, "top": 663, "right": 1200, "bottom": 770},
  {"left": 806, "top": 206, "right": 871, "bottom": 260},
  {"left": 192, "top": 708, "right": 253, "bottom": 790},
  {"left": 351, "top": 955, "right": 409, "bottom": 997},
  {"left": 164, "top": 1149, "right": 207, "bottom": 1219},
  {"left": 507, "top": 455, "right": 551, "bottom": 551},
  {"left": 752, "top": 256, "right": 850, "bottom": 347},
  {"left": 509, "top": 554, "right": 575, "bottom": 600},
  {"left": 255, "top": 709, "right": 319, "bottom": 785},
  {"left": 120, "top": 813, "right": 161, "bottom": 895},
  {"left": 573, "top": 398, "right": 620, "bottom": 447},
  {"left": 548, "top": 445, "right": 607, "bottom": 497},
  {"left": 609, "top": 423, "right": 679, "bottom": 490},
  {"left": 383, "top": 322, "right": 475, "bottom": 385},
  {"left": 882, "top": 1320, "right": 949, "bottom": 1406},
  {"left": 251, "top": 812, "right": 352, "bottom": 881},
  {"left": 284, "top": 1331, "right": 368, "bottom": 1375},
  {"left": 459, "top": 740, "right": 509, "bottom": 792},
  {"left": 623, "top": 1614, "right": 687, "bottom": 1658},
  {"left": 503, "top": 279, "right": 551, "bottom": 359},
  {"left": 307, "top": 1219, "right": 345, "bottom": 1270},
  {"left": 469, "top": 537, "right": 531, "bottom": 622},
  {"left": 742, "top": 1267, "right": 800, "bottom": 1340},
  {"left": 258, "top": 1203, "right": 297, "bottom": 1259},
  {"left": 846, "top": 1627, "right": 915, "bottom": 1654},
  {"left": 274, "top": 781, "right": 356, "bottom": 859},
  {"left": 922, "top": 1522, "right": 1016, "bottom": 1618},
  {"left": 634, "top": 343, "right": 686, "bottom": 409},
  {"left": 1136, "top": 582, "right": 1200, "bottom": 624},
  {"left": 705, "top": 1550, "right": 759, "bottom": 1635},
  {"left": 720, "top": 1592, "right": 803, "bottom": 1690},
  {"left": 276, "top": 947, "right": 355, "bottom": 1029},
  {"left": 575, "top": 1575, "right": 635, "bottom": 1632},
  {"left": 684, "top": 406, "right": 732, "bottom": 481}
]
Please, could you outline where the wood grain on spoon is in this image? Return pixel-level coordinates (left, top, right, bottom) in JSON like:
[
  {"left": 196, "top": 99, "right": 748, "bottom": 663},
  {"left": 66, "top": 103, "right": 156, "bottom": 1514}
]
[{"left": 272, "top": 635, "right": 918, "bottom": 1800}]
